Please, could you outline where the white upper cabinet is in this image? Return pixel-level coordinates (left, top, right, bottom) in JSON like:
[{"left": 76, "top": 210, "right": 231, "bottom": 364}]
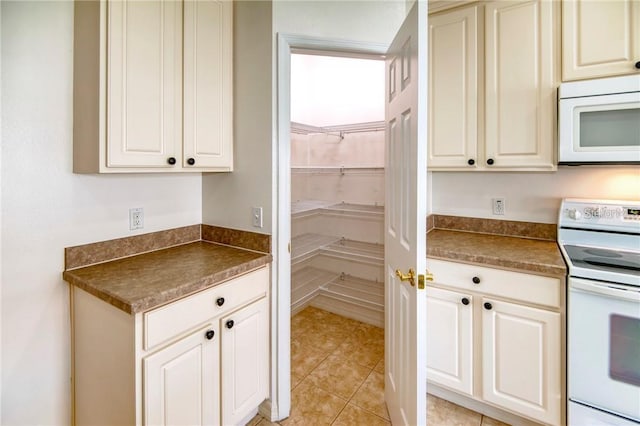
[
  {"left": 484, "top": 0, "right": 557, "bottom": 170},
  {"left": 428, "top": 0, "right": 558, "bottom": 171},
  {"left": 106, "top": 1, "right": 183, "bottom": 169},
  {"left": 183, "top": 0, "right": 233, "bottom": 169},
  {"left": 428, "top": 5, "right": 479, "bottom": 169},
  {"left": 563, "top": 0, "right": 640, "bottom": 81},
  {"left": 73, "top": 0, "right": 233, "bottom": 173}
]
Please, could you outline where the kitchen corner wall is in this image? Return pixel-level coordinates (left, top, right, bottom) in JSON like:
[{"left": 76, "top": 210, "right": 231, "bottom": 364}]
[
  {"left": 431, "top": 167, "right": 640, "bottom": 223},
  {"left": 1, "top": 2, "right": 202, "bottom": 424},
  {"left": 201, "top": 1, "right": 273, "bottom": 234},
  {"left": 201, "top": 1, "right": 406, "bottom": 235}
]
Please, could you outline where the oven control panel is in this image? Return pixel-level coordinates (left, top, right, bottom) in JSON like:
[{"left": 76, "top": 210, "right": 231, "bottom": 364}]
[{"left": 560, "top": 199, "right": 640, "bottom": 232}]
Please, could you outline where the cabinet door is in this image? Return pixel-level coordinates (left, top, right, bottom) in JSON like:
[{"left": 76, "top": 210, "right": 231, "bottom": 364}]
[
  {"left": 482, "top": 298, "right": 561, "bottom": 425},
  {"left": 107, "top": 0, "right": 182, "bottom": 168},
  {"left": 426, "top": 287, "right": 473, "bottom": 396},
  {"left": 183, "top": 0, "right": 233, "bottom": 171},
  {"left": 428, "top": 5, "right": 479, "bottom": 169},
  {"left": 144, "top": 324, "right": 219, "bottom": 426},
  {"left": 221, "top": 298, "right": 269, "bottom": 425},
  {"left": 563, "top": 0, "right": 640, "bottom": 81},
  {"left": 484, "top": 0, "right": 557, "bottom": 170}
]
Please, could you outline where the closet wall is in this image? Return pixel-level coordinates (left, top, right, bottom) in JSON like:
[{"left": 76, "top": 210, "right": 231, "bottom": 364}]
[
  {"left": 290, "top": 54, "right": 385, "bottom": 326},
  {"left": 291, "top": 129, "right": 384, "bottom": 205}
]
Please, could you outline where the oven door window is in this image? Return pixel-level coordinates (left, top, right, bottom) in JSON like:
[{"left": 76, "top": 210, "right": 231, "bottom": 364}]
[{"left": 611, "top": 314, "right": 640, "bottom": 387}]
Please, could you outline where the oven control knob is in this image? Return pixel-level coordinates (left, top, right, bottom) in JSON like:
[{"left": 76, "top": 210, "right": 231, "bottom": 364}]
[{"left": 568, "top": 209, "right": 581, "bottom": 220}]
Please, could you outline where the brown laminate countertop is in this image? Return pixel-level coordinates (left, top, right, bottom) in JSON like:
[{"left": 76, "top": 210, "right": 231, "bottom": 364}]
[
  {"left": 63, "top": 241, "right": 272, "bottom": 314},
  {"left": 427, "top": 229, "right": 567, "bottom": 278}
]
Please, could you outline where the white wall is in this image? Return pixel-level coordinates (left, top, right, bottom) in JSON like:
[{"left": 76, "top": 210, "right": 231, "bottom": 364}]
[
  {"left": 1, "top": 3, "right": 202, "bottom": 424},
  {"left": 432, "top": 167, "right": 640, "bottom": 223},
  {"left": 0, "top": 3, "right": 3, "bottom": 420},
  {"left": 274, "top": 1, "right": 406, "bottom": 45}
]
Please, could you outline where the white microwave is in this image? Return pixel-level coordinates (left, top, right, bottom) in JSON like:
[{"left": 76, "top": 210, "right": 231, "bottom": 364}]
[{"left": 559, "top": 75, "right": 640, "bottom": 165}]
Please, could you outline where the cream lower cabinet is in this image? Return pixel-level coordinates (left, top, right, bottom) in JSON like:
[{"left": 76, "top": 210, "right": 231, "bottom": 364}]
[
  {"left": 481, "top": 298, "right": 561, "bottom": 425},
  {"left": 426, "top": 259, "right": 563, "bottom": 426},
  {"left": 73, "top": 0, "right": 233, "bottom": 173},
  {"left": 71, "top": 266, "right": 269, "bottom": 426},
  {"left": 562, "top": 0, "right": 640, "bottom": 81},
  {"left": 426, "top": 286, "right": 473, "bottom": 396},
  {"left": 428, "top": 0, "right": 558, "bottom": 171},
  {"left": 221, "top": 298, "right": 270, "bottom": 426},
  {"left": 144, "top": 323, "right": 220, "bottom": 425}
]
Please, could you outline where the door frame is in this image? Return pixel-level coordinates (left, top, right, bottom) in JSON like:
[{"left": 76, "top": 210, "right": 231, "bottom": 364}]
[{"left": 270, "top": 33, "right": 388, "bottom": 421}]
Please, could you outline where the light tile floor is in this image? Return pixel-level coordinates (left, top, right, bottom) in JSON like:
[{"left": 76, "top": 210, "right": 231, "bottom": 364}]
[{"left": 248, "top": 307, "right": 511, "bottom": 426}]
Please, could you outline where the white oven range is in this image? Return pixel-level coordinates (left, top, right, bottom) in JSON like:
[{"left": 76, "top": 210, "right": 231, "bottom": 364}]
[{"left": 558, "top": 199, "right": 640, "bottom": 425}]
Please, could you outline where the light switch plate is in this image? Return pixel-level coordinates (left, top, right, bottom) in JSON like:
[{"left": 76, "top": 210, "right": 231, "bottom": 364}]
[{"left": 252, "top": 207, "right": 263, "bottom": 228}]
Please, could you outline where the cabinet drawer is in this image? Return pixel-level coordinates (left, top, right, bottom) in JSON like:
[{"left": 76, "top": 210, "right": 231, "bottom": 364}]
[
  {"left": 428, "top": 259, "right": 560, "bottom": 308},
  {"left": 144, "top": 267, "right": 268, "bottom": 350}
]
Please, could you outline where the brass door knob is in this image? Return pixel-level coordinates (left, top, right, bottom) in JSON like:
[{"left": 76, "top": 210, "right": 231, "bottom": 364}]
[{"left": 395, "top": 268, "right": 416, "bottom": 286}]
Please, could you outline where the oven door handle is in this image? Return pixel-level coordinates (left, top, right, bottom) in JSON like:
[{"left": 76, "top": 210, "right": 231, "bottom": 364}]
[{"left": 571, "top": 278, "right": 640, "bottom": 303}]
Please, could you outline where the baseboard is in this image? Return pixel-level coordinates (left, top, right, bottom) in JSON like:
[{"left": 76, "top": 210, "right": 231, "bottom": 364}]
[
  {"left": 259, "top": 399, "right": 281, "bottom": 423},
  {"left": 427, "top": 384, "right": 542, "bottom": 426}
]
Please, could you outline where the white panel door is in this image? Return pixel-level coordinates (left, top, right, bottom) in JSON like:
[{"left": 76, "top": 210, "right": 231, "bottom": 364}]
[
  {"left": 221, "top": 298, "right": 269, "bottom": 426},
  {"left": 482, "top": 298, "right": 561, "bottom": 425},
  {"left": 563, "top": 0, "right": 640, "bottom": 81},
  {"left": 144, "top": 324, "right": 219, "bottom": 426},
  {"left": 384, "top": 2, "right": 428, "bottom": 425},
  {"left": 426, "top": 287, "right": 473, "bottom": 396},
  {"left": 428, "top": 5, "right": 479, "bottom": 169},
  {"left": 484, "top": 0, "right": 556, "bottom": 169},
  {"left": 107, "top": 0, "right": 182, "bottom": 168},
  {"left": 183, "top": 0, "right": 234, "bottom": 170}
]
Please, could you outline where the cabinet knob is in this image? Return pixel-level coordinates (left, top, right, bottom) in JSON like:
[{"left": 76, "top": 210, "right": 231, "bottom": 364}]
[
  {"left": 635, "top": 61, "right": 640, "bottom": 69},
  {"left": 486, "top": 158, "right": 495, "bottom": 165},
  {"left": 461, "top": 297, "right": 470, "bottom": 305},
  {"left": 187, "top": 158, "right": 196, "bottom": 166},
  {"left": 205, "top": 329, "right": 215, "bottom": 340},
  {"left": 484, "top": 302, "right": 493, "bottom": 310},
  {"left": 216, "top": 297, "right": 225, "bottom": 307},
  {"left": 472, "top": 276, "right": 481, "bottom": 284},
  {"left": 226, "top": 320, "right": 234, "bottom": 329},
  {"left": 467, "top": 159, "right": 475, "bottom": 166},
  {"left": 167, "top": 157, "right": 176, "bottom": 165}
]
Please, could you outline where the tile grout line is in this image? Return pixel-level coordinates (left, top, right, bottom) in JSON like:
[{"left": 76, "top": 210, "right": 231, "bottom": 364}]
[
  {"left": 346, "top": 368, "right": 391, "bottom": 423},
  {"left": 328, "top": 364, "right": 375, "bottom": 425}
]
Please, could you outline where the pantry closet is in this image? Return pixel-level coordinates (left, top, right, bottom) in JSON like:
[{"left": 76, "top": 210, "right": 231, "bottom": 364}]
[{"left": 289, "top": 53, "right": 385, "bottom": 327}]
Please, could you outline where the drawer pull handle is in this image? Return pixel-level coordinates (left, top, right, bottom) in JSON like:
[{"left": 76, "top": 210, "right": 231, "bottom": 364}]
[
  {"left": 216, "top": 297, "right": 225, "bottom": 307},
  {"left": 461, "top": 297, "right": 470, "bottom": 305},
  {"left": 226, "top": 320, "right": 234, "bottom": 329},
  {"left": 472, "top": 276, "right": 481, "bottom": 284},
  {"left": 187, "top": 158, "right": 196, "bottom": 166},
  {"left": 467, "top": 159, "right": 475, "bottom": 166},
  {"left": 205, "top": 330, "right": 215, "bottom": 340},
  {"left": 167, "top": 157, "right": 177, "bottom": 165},
  {"left": 484, "top": 302, "right": 493, "bottom": 310}
]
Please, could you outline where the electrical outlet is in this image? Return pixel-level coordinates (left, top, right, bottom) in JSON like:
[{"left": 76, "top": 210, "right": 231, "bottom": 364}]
[
  {"left": 129, "top": 207, "right": 144, "bottom": 230},
  {"left": 252, "top": 207, "right": 263, "bottom": 228},
  {"left": 492, "top": 198, "right": 505, "bottom": 216}
]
